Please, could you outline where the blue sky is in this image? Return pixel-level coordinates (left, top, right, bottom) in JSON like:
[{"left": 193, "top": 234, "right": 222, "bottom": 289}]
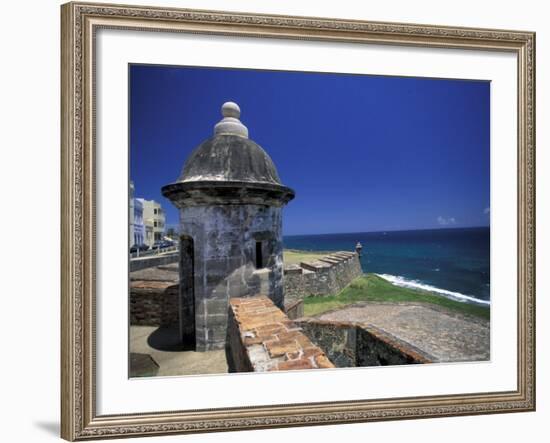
[{"left": 130, "top": 64, "right": 490, "bottom": 236}]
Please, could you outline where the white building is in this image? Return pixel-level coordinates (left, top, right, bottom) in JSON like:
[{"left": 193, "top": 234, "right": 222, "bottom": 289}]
[
  {"left": 138, "top": 198, "right": 166, "bottom": 247},
  {"left": 130, "top": 182, "right": 135, "bottom": 247},
  {"left": 129, "top": 181, "right": 145, "bottom": 247},
  {"left": 133, "top": 199, "right": 145, "bottom": 246}
]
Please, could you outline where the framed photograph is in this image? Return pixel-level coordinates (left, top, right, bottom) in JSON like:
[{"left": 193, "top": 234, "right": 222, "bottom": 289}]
[{"left": 61, "top": 1, "right": 536, "bottom": 440}]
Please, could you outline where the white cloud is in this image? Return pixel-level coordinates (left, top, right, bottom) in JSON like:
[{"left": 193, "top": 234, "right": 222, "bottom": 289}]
[
  {"left": 437, "top": 216, "right": 456, "bottom": 226},
  {"left": 484, "top": 207, "right": 490, "bottom": 215}
]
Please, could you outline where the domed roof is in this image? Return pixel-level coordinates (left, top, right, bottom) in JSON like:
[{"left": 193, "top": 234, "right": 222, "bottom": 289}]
[
  {"left": 179, "top": 134, "right": 282, "bottom": 185},
  {"left": 162, "top": 102, "right": 294, "bottom": 207}
]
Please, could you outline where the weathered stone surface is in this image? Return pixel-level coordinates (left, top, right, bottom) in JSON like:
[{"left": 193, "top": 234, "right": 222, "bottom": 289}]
[
  {"left": 319, "top": 257, "right": 341, "bottom": 265},
  {"left": 177, "top": 135, "right": 284, "bottom": 188},
  {"left": 296, "top": 317, "right": 433, "bottom": 367},
  {"left": 130, "top": 252, "right": 179, "bottom": 272},
  {"left": 283, "top": 264, "right": 303, "bottom": 275},
  {"left": 161, "top": 103, "right": 294, "bottom": 352},
  {"left": 130, "top": 264, "right": 179, "bottom": 283},
  {"left": 226, "top": 296, "right": 335, "bottom": 372},
  {"left": 298, "top": 319, "right": 357, "bottom": 367},
  {"left": 177, "top": 204, "right": 287, "bottom": 351},
  {"left": 356, "top": 325, "right": 433, "bottom": 366},
  {"left": 284, "top": 251, "right": 362, "bottom": 300},
  {"left": 275, "top": 358, "right": 316, "bottom": 371},
  {"left": 129, "top": 265, "right": 179, "bottom": 327},
  {"left": 284, "top": 299, "right": 304, "bottom": 320},
  {"left": 326, "top": 255, "right": 346, "bottom": 263},
  {"left": 300, "top": 260, "right": 332, "bottom": 272},
  {"left": 129, "top": 353, "right": 159, "bottom": 377},
  {"left": 318, "top": 303, "right": 490, "bottom": 362}
]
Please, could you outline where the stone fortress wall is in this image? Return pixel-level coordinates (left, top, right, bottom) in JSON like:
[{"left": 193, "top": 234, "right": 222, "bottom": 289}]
[
  {"left": 296, "top": 318, "right": 433, "bottom": 367},
  {"left": 225, "top": 296, "right": 431, "bottom": 372},
  {"left": 130, "top": 264, "right": 179, "bottom": 327},
  {"left": 283, "top": 251, "right": 362, "bottom": 301},
  {"left": 129, "top": 250, "right": 363, "bottom": 328},
  {"left": 129, "top": 253, "right": 434, "bottom": 371},
  {"left": 130, "top": 252, "right": 178, "bottom": 272}
]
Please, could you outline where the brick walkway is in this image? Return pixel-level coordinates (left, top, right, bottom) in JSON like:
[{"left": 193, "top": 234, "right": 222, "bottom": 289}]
[{"left": 318, "top": 302, "right": 490, "bottom": 362}]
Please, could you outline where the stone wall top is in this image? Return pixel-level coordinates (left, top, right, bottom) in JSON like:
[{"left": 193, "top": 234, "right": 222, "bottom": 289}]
[
  {"left": 227, "top": 296, "right": 335, "bottom": 372},
  {"left": 283, "top": 250, "right": 363, "bottom": 300},
  {"left": 299, "top": 260, "right": 332, "bottom": 272},
  {"left": 129, "top": 252, "right": 179, "bottom": 272},
  {"left": 297, "top": 317, "right": 434, "bottom": 364}
]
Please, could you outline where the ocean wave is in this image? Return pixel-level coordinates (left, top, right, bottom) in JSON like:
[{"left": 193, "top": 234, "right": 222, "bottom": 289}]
[{"left": 376, "top": 274, "right": 490, "bottom": 306}]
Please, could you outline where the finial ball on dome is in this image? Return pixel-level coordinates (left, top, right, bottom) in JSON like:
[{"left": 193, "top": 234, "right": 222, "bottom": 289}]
[
  {"left": 222, "top": 101, "right": 241, "bottom": 119},
  {"left": 214, "top": 101, "right": 248, "bottom": 138}
]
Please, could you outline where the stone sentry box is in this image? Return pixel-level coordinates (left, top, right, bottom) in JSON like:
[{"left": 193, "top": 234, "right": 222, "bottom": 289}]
[{"left": 162, "top": 102, "right": 295, "bottom": 351}]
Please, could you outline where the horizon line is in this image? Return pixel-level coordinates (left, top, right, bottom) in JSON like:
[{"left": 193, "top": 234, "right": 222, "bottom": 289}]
[{"left": 283, "top": 225, "right": 490, "bottom": 238}]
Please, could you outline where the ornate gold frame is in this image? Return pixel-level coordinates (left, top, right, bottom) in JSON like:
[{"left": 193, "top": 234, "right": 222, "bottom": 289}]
[{"left": 60, "top": 2, "right": 536, "bottom": 440}]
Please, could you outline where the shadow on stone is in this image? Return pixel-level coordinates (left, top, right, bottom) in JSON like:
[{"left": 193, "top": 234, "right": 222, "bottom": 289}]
[{"left": 146, "top": 326, "right": 194, "bottom": 352}]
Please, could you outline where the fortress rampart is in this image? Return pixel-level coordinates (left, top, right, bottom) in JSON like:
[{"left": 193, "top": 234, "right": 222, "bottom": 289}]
[
  {"left": 130, "top": 250, "right": 361, "bottom": 328},
  {"left": 129, "top": 264, "right": 179, "bottom": 327},
  {"left": 296, "top": 318, "right": 434, "bottom": 366},
  {"left": 284, "top": 251, "right": 362, "bottom": 300}
]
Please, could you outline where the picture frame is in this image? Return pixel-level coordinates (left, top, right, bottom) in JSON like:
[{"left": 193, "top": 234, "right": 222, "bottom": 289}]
[{"left": 60, "top": 1, "right": 536, "bottom": 440}]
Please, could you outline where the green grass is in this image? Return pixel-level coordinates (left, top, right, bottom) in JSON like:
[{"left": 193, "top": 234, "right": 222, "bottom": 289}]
[
  {"left": 283, "top": 249, "right": 328, "bottom": 265},
  {"left": 303, "top": 274, "right": 490, "bottom": 320}
]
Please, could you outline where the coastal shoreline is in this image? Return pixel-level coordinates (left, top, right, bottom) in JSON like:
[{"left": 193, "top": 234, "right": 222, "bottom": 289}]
[{"left": 297, "top": 272, "right": 490, "bottom": 320}]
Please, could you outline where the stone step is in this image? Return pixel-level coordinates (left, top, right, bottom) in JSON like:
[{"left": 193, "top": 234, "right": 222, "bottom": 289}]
[
  {"left": 283, "top": 264, "right": 303, "bottom": 275},
  {"left": 300, "top": 260, "right": 332, "bottom": 272}
]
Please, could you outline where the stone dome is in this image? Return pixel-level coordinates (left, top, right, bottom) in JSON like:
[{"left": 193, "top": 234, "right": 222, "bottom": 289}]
[
  {"left": 178, "top": 135, "right": 282, "bottom": 185},
  {"left": 162, "top": 102, "right": 295, "bottom": 207}
]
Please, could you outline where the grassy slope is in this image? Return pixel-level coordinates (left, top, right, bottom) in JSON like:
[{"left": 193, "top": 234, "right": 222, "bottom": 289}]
[
  {"left": 283, "top": 249, "right": 328, "bottom": 265},
  {"left": 303, "top": 274, "right": 490, "bottom": 320}
]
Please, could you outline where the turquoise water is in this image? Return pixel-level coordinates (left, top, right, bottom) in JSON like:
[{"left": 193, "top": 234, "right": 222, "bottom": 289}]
[{"left": 283, "top": 227, "right": 490, "bottom": 305}]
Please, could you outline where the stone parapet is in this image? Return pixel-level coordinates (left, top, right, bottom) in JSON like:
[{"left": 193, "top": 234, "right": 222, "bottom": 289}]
[
  {"left": 283, "top": 264, "right": 303, "bottom": 275},
  {"left": 284, "top": 251, "right": 362, "bottom": 300},
  {"left": 299, "top": 260, "right": 332, "bottom": 272},
  {"left": 129, "top": 264, "right": 179, "bottom": 326},
  {"left": 284, "top": 299, "right": 304, "bottom": 320},
  {"left": 130, "top": 252, "right": 179, "bottom": 272},
  {"left": 296, "top": 318, "right": 434, "bottom": 367},
  {"left": 226, "top": 296, "right": 335, "bottom": 372},
  {"left": 130, "top": 280, "right": 179, "bottom": 326}
]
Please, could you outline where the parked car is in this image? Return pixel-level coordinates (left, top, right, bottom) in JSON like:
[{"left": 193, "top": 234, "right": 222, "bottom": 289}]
[
  {"left": 152, "top": 240, "right": 175, "bottom": 250},
  {"left": 130, "top": 244, "right": 149, "bottom": 253}
]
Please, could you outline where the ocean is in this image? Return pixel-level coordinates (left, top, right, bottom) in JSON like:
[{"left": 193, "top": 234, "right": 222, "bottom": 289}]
[{"left": 283, "top": 227, "right": 490, "bottom": 305}]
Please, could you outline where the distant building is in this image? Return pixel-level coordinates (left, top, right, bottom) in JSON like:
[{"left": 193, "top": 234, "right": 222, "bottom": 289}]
[
  {"left": 130, "top": 182, "right": 135, "bottom": 247},
  {"left": 133, "top": 199, "right": 145, "bottom": 246},
  {"left": 138, "top": 198, "right": 166, "bottom": 246},
  {"left": 129, "top": 181, "right": 145, "bottom": 247}
]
